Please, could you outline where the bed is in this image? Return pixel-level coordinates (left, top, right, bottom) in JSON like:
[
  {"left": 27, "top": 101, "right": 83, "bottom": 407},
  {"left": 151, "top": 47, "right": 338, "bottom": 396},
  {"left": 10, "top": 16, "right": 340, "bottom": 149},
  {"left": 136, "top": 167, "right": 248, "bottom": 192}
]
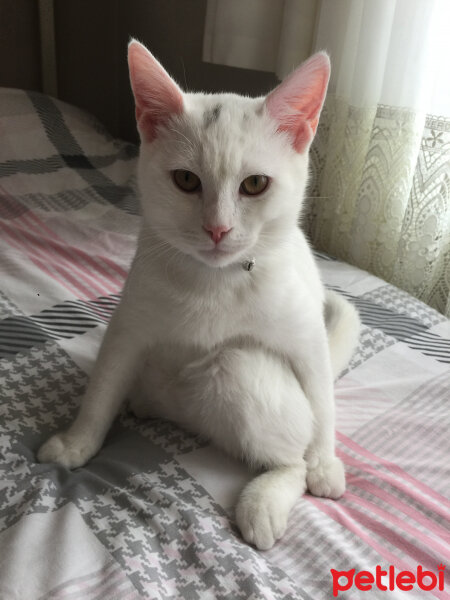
[{"left": 0, "top": 88, "right": 449, "bottom": 600}]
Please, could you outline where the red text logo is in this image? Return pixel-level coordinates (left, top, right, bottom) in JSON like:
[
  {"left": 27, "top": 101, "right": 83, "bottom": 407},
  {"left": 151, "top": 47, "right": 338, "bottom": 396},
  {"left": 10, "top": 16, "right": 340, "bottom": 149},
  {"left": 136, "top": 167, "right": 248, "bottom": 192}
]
[{"left": 331, "top": 564, "right": 445, "bottom": 597}]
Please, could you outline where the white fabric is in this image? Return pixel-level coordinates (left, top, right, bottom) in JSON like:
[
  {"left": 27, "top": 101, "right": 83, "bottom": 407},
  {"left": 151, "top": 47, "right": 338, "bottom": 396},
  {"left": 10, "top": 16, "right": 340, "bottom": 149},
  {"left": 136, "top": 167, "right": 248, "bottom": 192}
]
[
  {"left": 308, "top": 0, "right": 450, "bottom": 316},
  {"left": 316, "top": 0, "right": 450, "bottom": 114},
  {"left": 203, "top": 0, "right": 450, "bottom": 114}
]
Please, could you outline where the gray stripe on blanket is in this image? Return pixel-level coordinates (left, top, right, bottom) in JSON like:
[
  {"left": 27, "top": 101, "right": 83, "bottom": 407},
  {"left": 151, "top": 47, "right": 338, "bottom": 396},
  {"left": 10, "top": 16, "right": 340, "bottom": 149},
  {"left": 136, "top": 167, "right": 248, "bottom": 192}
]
[
  {"left": 0, "top": 155, "right": 63, "bottom": 177},
  {"left": 329, "top": 284, "right": 450, "bottom": 364},
  {"left": 0, "top": 149, "right": 137, "bottom": 179},
  {"left": 27, "top": 92, "right": 138, "bottom": 211},
  {"left": 0, "top": 294, "right": 120, "bottom": 358}
]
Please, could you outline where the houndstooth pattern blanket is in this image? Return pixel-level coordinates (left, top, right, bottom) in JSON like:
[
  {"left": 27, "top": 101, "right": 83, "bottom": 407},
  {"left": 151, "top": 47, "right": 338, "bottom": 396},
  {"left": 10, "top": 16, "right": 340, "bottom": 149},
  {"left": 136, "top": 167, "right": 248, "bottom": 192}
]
[{"left": 0, "top": 88, "right": 449, "bottom": 600}]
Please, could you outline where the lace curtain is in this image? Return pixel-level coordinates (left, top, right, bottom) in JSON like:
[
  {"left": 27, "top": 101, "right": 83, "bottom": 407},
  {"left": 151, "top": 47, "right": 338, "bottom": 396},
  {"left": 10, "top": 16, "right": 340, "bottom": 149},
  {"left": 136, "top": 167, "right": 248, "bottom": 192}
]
[{"left": 203, "top": 0, "right": 450, "bottom": 317}]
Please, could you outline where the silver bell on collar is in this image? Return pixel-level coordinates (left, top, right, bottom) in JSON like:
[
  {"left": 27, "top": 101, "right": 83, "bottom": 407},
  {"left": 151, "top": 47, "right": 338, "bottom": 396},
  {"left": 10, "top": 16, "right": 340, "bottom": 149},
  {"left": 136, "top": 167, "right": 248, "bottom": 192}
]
[{"left": 242, "top": 258, "right": 255, "bottom": 272}]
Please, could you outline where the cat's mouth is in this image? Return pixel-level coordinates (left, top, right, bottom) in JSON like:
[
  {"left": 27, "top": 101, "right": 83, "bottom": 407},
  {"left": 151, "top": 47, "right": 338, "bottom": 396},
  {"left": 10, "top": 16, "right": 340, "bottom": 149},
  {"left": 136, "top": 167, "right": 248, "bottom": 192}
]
[
  {"left": 198, "top": 245, "right": 244, "bottom": 267},
  {"left": 200, "top": 246, "right": 237, "bottom": 258}
]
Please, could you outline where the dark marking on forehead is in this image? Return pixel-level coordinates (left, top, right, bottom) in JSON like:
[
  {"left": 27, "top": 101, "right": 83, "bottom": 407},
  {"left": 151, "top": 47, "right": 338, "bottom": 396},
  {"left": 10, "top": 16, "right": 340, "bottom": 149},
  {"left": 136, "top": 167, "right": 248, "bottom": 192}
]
[
  {"left": 204, "top": 104, "right": 222, "bottom": 128},
  {"left": 255, "top": 104, "right": 265, "bottom": 117}
]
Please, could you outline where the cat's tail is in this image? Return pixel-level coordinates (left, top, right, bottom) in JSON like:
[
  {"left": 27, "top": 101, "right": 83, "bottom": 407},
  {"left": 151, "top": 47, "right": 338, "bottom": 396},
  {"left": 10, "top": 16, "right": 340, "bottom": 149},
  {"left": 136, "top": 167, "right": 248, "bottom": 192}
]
[{"left": 324, "top": 289, "right": 361, "bottom": 380}]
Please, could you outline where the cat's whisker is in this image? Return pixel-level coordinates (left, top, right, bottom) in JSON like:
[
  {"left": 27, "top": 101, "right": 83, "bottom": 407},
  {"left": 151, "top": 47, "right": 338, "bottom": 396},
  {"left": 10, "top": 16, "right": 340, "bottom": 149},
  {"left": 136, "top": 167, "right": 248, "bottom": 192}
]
[
  {"left": 168, "top": 127, "right": 196, "bottom": 153},
  {"left": 132, "top": 243, "right": 176, "bottom": 272}
]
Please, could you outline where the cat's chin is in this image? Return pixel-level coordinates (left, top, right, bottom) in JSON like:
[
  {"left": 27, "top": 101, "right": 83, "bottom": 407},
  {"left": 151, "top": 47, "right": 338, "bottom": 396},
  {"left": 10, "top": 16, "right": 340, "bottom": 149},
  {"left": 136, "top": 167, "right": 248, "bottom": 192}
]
[{"left": 197, "top": 247, "right": 244, "bottom": 269}]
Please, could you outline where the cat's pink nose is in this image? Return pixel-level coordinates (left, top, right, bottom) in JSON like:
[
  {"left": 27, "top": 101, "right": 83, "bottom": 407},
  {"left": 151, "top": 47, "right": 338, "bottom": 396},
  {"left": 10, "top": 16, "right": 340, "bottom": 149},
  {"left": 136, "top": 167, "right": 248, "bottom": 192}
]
[{"left": 203, "top": 225, "right": 232, "bottom": 244}]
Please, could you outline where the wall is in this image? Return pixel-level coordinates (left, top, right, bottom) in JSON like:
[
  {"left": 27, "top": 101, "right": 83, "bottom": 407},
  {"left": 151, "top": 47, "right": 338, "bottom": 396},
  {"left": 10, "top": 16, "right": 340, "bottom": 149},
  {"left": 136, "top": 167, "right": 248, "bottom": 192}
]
[
  {"left": 54, "top": 0, "right": 279, "bottom": 142},
  {"left": 0, "top": 0, "right": 41, "bottom": 91},
  {"left": 0, "top": 0, "right": 279, "bottom": 142}
]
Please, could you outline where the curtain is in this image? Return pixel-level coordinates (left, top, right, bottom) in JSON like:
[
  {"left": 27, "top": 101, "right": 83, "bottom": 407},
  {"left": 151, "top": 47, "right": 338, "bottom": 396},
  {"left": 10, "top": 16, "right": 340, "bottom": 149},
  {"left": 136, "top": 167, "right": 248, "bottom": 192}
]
[{"left": 203, "top": 0, "right": 450, "bottom": 317}]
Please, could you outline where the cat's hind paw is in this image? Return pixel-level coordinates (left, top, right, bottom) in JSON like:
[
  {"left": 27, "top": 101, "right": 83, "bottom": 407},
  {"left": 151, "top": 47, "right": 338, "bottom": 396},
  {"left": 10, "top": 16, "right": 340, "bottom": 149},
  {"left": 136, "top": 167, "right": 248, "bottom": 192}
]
[
  {"left": 306, "top": 455, "right": 345, "bottom": 499},
  {"left": 37, "top": 432, "right": 97, "bottom": 469}
]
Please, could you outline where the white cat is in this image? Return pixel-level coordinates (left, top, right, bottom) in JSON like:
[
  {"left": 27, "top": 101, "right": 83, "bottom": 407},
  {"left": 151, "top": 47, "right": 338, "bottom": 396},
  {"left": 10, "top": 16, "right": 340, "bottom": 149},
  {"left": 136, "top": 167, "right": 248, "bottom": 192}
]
[{"left": 38, "top": 40, "right": 360, "bottom": 550}]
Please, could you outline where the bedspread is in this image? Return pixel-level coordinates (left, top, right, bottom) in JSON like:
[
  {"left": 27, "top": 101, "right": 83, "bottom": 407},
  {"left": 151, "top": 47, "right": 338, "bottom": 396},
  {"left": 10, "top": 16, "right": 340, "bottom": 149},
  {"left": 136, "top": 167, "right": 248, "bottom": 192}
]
[{"left": 0, "top": 88, "right": 449, "bottom": 600}]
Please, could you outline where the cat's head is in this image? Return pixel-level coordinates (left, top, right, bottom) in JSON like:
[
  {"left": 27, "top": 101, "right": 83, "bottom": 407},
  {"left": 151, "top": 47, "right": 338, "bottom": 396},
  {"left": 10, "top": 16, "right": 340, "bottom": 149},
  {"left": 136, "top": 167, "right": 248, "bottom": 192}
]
[{"left": 128, "top": 40, "right": 329, "bottom": 268}]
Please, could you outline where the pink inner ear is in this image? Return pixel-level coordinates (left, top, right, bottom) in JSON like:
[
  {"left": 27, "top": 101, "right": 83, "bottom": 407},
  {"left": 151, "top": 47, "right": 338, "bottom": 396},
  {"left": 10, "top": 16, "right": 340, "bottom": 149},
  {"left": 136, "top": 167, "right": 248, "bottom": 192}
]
[
  {"left": 266, "top": 52, "right": 330, "bottom": 153},
  {"left": 128, "top": 41, "right": 183, "bottom": 142}
]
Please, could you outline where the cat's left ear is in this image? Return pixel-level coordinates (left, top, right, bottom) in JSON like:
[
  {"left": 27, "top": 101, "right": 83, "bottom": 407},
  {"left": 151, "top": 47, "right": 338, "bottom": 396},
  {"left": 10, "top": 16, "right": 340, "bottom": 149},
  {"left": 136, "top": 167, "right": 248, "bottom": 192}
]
[
  {"left": 265, "top": 52, "right": 330, "bottom": 153},
  {"left": 128, "top": 40, "right": 184, "bottom": 143}
]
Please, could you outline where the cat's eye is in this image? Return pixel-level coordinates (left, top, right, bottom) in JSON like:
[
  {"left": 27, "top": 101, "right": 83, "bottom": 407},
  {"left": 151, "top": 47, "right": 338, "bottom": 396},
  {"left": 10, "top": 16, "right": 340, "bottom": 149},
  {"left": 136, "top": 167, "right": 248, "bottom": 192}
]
[
  {"left": 240, "top": 175, "right": 269, "bottom": 196},
  {"left": 173, "top": 170, "right": 201, "bottom": 193}
]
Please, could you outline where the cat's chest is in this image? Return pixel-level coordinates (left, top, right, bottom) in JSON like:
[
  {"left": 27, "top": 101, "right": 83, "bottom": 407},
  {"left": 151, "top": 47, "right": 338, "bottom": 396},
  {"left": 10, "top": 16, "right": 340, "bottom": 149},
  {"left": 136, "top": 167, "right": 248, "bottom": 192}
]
[
  {"left": 134, "top": 270, "right": 279, "bottom": 348},
  {"left": 158, "top": 282, "right": 255, "bottom": 345}
]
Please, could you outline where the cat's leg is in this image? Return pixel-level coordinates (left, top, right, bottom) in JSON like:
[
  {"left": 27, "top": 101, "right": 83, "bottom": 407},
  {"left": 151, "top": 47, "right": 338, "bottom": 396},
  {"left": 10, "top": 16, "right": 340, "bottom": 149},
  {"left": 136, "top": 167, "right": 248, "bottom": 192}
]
[
  {"left": 298, "top": 291, "right": 360, "bottom": 497},
  {"left": 159, "top": 343, "right": 313, "bottom": 550},
  {"left": 128, "top": 345, "right": 189, "bottom": 420},
  {"left": 38, "top": 308, "right": 146, "bottom": 468},
  {"left": 301, "top": 354, "right": 345, "bottom": 499},
  {"left": 236, "top": 463, "right": 306, "bottom": 550},
  {"left": 128, "top": 385, "right": 153, "bottom": 419},
  {"left": 284, "top": 324, "right": 346, "bottom": 499}
]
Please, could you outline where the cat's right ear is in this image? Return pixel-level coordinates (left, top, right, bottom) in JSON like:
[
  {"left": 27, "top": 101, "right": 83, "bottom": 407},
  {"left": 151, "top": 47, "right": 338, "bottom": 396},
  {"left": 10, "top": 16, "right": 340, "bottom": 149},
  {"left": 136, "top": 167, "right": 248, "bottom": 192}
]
[{"left": 128, "top": 40, "right": 184, "bottom": 142}]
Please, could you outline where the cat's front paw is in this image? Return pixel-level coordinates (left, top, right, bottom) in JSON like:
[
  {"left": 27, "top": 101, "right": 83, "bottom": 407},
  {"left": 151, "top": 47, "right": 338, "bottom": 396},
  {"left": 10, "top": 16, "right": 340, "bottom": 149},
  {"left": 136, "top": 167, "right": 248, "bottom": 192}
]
[
  {"left": 37, "top": 432, "right": 97, "bottom": 469},
  {"left": 235, "top": 490, "right": 288, "bottom": 551},
  {"left": 306, "top": 455, "right": 345, "bottom": 499}
]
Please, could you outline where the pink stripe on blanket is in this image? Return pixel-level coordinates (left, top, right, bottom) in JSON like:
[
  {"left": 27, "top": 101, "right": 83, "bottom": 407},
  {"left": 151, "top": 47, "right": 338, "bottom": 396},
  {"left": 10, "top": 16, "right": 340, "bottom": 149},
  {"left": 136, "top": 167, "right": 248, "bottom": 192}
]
[
  {"left": 340, "top": 450, "right": 450, "bottom": 527},
  {"left": 0, "top": 186, "right": 128, "bottom": 285},
  {"left": 338, "top": 431, "right": 450, "bottom": 510},
  {"left": 25, "top": 208, "right": 128, "bottom": 281},
  {"left": 307, "top": 497, "right": 450, "bottom": 600},
  {"left": 16, "top": 213, "right": 117, "bottom": 296},
  {"left": 345, "top": 471, "right": 450, "bottom": 541},
  {"left": 0, "top": 219, "right": 102, "bottom": 299},
  {"left": 343, "top": 491, "right": 450, "bottom": 556},
  {"left": 0, "top": 222, "right": 85, "bottom": 299}
]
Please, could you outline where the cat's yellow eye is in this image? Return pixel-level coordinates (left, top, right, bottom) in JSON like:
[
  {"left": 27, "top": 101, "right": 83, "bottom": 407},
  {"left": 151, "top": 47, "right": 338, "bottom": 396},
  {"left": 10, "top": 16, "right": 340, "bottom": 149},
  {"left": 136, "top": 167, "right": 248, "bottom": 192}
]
[
  {"left": 173, "top": 170, "right": 201, "bottom": 193},
  {"left": 240, "top": 175, "right": 269, "bottom": 196}
]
